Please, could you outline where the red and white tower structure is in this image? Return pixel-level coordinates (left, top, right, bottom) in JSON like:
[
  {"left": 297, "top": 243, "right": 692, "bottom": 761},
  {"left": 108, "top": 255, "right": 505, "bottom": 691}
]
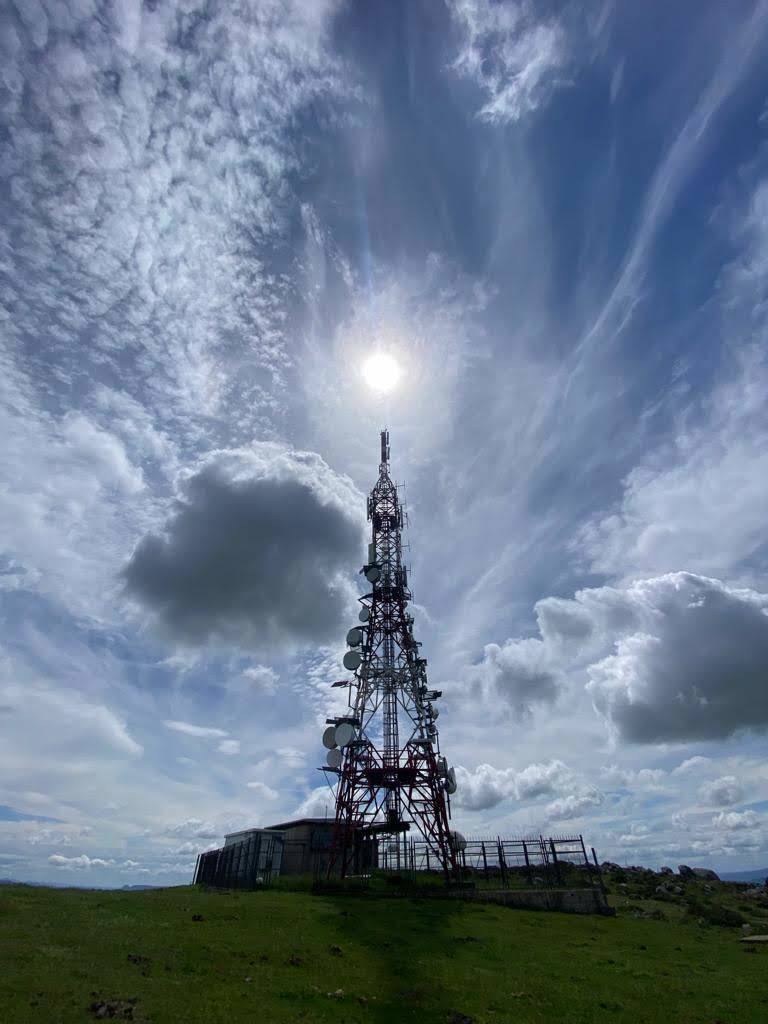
[{"left": 321, "top": 430, "right": 459, "bottom": 878}]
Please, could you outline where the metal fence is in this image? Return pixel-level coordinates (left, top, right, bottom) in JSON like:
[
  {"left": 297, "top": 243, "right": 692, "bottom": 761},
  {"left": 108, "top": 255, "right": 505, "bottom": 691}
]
[{"left": 195, "top": 828, "right": 604, "bottom": 895}]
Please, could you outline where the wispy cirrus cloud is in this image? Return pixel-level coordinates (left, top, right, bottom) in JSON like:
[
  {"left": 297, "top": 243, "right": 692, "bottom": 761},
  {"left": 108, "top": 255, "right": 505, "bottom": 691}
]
[{"left": 447, "top": 0, "right": 569, "bottom": 123}]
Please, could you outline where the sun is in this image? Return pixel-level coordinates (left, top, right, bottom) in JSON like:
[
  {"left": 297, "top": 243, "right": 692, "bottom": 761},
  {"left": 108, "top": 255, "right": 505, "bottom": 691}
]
[{"left": 362, "top": 352, "right": 401, "bottom": 393}]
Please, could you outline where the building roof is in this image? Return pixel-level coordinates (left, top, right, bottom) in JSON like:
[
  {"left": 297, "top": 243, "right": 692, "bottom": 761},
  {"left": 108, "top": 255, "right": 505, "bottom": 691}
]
[{"left": 264, "top": 817, "right": 335, "bottom": 831}]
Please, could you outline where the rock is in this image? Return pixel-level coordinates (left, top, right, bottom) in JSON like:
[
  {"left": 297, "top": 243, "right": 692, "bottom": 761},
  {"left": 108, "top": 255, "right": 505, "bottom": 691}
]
[
  {"left": 655, "top": 885, "right": 668, "bottom": 895},
  {"left": 287, "top": 954, "right": 304, "bottom": 967},
  {"left": 601, "top": 862, "right": 622, "bottom": 873},
  {"left": 692, "top": 868, "right": 720, "bottom": 881},
  {"left": 327, "top": 989, "right": 344, "bottom": 1000},
  {"left": 191, "top": 914, "right": 204, "bottom": 922},
  {"left": 740, "top": 935, "right": 768, "bottom": 943},
  {"left": 88, "top": 998, "right": 137, "bottom": 1020},
  {"left": 742, "top": 924, "right": 752, "bottom": 936},
  {"left": 660, "top": 866, "right": 674, "bottom": 875},
  {"left": 672, "top": 886, "right": 683, "bottom": 896},
  {"left": 329, "top": 945, "right": 343, "bottom": 956},
  {"left": 678, "top": 865, "right": 695, "bottom": 879}
]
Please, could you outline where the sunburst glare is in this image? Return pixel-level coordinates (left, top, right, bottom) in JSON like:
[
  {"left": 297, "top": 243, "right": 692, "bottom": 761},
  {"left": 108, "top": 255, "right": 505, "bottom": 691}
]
[{"left": 362, "top": 352, "right": 402, "bottom": 393}]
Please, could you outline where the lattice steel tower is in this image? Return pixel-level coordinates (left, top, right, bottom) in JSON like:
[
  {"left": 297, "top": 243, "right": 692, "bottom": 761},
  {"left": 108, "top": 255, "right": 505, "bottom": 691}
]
[{"left": 321, "top": 430, "right": 459, "bottom": 878}]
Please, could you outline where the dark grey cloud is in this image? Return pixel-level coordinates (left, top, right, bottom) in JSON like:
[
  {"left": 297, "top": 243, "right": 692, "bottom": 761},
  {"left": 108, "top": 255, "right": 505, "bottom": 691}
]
[
  {"left": 123, "top": 448, "right": 363, "bottom": 650},
  {"left": 586, "top": 574, "right": 768, "bottom": 743}
]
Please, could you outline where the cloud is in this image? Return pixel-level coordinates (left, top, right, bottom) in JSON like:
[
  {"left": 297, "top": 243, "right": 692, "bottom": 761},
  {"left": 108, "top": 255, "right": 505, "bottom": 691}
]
[
  {"left": 242, "top": 665, "right": 279, "bottom": 694},
  {"left": 672, "top": 756, "right": 712, "bottom": 775},
  {"left": 585, "top": 575, "right": 768, "bottom": 742},
  {"left": 455, "top": 760, "right": 582, "bottom": 811},
  {"left": 447, "top": 0, "right": 568, "bottom": 123},
  {"left": 577, "top": 352, "right": 768, "bottom": 581},
  {"left": 700, "top": 776, "right": 743, "bottom": 807},
  {"left": 713, "top": 810, "right": 758, "bottom": 830},
  {"left": 165, "top": 819, "right": 223, "bottom": 840},
  {"left": 485, "top": 572, "right": 768, "bottom": 743},
  {"left": 163, "top": 721, "right": 228, "bottom": 739},
  {"left": 0, "top": 680, "right": 142, "bottom": 759},
  {"left": 217, "top": 740, "right": 240, "bottom": 756},
  {"left": 469, "top": 638, "right": 560, "bottom": 716},
  {"left": 600, "top": 765, "right": 666, "bottom": 789},
  {"left": 48, "top": 853, "right": 114, "bottom": 869},
  {"left": 246, "top": 781, "right": 279, "bottom": 801},
  {"left": 123, "top": 447, "right": 364, "bottom": 651},
  {"left": 545, "top": 789, "right": 604, "bottom": 821},
  {"left": 293, "top": 786, "right": 335, "bottom": 819}
]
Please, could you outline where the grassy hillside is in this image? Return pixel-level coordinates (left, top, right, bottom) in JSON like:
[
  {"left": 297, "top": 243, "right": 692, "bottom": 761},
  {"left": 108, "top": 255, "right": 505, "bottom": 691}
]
[{"left": 2, "top": 880, "right": 767, "bottom": 1023}]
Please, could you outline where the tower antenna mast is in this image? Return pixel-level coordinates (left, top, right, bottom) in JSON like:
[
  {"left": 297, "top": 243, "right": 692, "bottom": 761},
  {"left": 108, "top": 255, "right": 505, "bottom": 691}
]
[{"left": 321, "top": 430, "right": 458, "bottom": 877}]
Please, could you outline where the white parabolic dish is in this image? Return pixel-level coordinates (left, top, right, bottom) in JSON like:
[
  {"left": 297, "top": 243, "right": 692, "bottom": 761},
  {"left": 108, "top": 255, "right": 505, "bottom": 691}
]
[
  {"left": 334, "top": 722, "right": 356, "bottom": 747},
  {"left": 346, "top": 627, "right": 363, "bottom": 647},
  {"left": 343, "top": 650, "right": 362, "bottom": 671},
  {"left": 365, "top": 566, "right": 380, "bottom": 583},
  {"left": 326, "top": 748, "right": 343, "bottom": 769},
  {"left": 358, "top": 607, "right": 370, "bottom": 623},
  {"left": 322, "top": 725, "right": 337, "bottom": 750}
]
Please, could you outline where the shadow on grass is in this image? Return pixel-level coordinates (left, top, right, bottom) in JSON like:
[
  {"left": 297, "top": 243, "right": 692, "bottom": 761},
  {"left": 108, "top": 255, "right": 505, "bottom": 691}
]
[{"left": 318, "top": 885, "right": 475, "bottom": 1024}]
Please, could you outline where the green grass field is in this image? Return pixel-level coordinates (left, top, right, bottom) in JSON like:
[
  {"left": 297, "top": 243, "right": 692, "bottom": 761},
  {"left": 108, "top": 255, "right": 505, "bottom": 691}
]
[{"left": 2, "top": 880, "right": 767, "bottom": 1023}]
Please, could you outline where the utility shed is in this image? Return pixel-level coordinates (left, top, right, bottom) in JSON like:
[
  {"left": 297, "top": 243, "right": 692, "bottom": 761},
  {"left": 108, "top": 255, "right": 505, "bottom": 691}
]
[
  {"left": 221, "top": 818, "right": 336, "bottom": 877},
  {"left": 264, "top": 818, "right": 336, "bottom": 876}
]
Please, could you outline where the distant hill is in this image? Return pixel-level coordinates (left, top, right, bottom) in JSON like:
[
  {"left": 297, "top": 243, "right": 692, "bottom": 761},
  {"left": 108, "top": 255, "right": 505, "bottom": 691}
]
[{"left": 719, "top": 868, "right": 768, "bottom": 883}]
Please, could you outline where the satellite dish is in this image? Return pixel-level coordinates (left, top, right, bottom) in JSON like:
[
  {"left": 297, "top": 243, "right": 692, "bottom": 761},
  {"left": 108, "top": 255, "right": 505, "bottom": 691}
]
[
  {"left": 450, "top": 830, "right": 466, "bottom": 852},
  {"left": 365, "top": 566, "right": 380, "bottom": 583},
  {"left": 358, "top": 607, "right": 370, "bottom": 623},
  {"left": 430, "top": 706, "right": 439, "bottom": 719},
  {"left": 447, "top": 766, "right": 456, "bottom": 787},
  {"left": 445, "top": 778, "right": 457, "bottom": 795},
  {"left": 346, "top": 627, "right": 363, "bottom": 647},
  {"left": 322, "top": 726, "right": 337, "bottom": 750},
  {"left": 326, "top": 748, "right": 343, "bottom": 769},
  {"left": 334, "top": 722, "right": 355, "bottom": 747},
  {"left": 343, "top": 650, "right": 362, "bottom": 671}
]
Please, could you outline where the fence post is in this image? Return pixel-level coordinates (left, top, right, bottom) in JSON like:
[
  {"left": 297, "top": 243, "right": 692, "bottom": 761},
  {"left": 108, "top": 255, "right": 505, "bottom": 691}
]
[
  {"left": 481, "top": 842, "right": 488, "bottom": 881},
  {"left": 497, "top": 836, "right": 507, "bottom": 887},
  {"left": 549, "top": 839, "right": 562, "bottom": 886},
  {"left": 522, "top": 840, "right": 533, "bottom": 885},
  {"left": 591, "top": 846, "right": 606, "bottom": 895}
]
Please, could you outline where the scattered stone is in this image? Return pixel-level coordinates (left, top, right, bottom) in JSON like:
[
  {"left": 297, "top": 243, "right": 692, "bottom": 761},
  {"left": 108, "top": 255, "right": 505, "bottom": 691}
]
[
  {"left": 191, "top": 914, "right": 204, "bottom": 922},
  {"left": 678, "top": 865, "right": 695, "bottom": 879},
  {"left": 655, "top": 885, "right": 668, "bottom": 896},
  {"left": 126, "top": 954, "right": 150, "bottom": 968},
  {"left": 672, "top": 887, "right": 683, "bottom": 896},
  {"left": 88, "top": 998, "right": 137, "bottom": 1020},
  {"left": 287, "top": 954, "right": 304, "bottom": 966},
  {"left": 660, "top": 866, "right": 674, "bottom": 875},
  {"left": 329, "top": 945, "right": 343, "bottom": 956},
  {"left": 454, "top": 936, "right": 481, "bottom": 944},
  {"left": 327, "top": 989, "right": 344, "bottom": 1000},
  {"left": 742, "top": 924, "right": 752, "bottom": 936},
  {"left": 244, "top": 977, "right": 252, "bottom": 983},
  {"left": 357, "top": 996, "right": 369, "bottom": 1006}
]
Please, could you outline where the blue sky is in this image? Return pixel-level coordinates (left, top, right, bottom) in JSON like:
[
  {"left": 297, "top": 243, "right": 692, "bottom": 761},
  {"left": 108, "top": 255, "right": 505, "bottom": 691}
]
[{"left": 2, "top": 0, "right": 768, "bottom": 886}]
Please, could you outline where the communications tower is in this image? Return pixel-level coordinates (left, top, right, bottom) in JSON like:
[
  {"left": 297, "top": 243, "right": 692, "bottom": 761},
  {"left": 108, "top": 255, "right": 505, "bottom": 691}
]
[{"left": 320, "top": 430, "right": 459, "bottom": 878}]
